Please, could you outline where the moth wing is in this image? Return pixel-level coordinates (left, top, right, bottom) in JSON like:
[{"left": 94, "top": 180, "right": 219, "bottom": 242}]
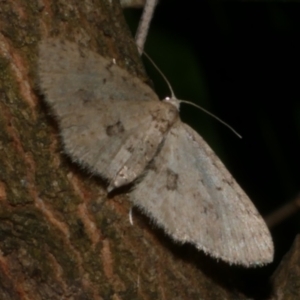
[
  {"left": 38, "top": 38, "right": 158, "bottom": 106},
  {"left": 131, "top": 121, "right": 274, "bottom": 266},
  {"left": 38, "top": 39, "right": 169, "bottom": 188}
]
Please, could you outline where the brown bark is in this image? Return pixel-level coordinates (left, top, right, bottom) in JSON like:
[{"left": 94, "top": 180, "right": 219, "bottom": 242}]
[{"left": 0, "top": 1, "right": 284, "bottom": 299}]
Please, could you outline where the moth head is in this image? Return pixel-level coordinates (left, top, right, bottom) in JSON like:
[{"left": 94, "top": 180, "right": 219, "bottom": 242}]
[{"left": 163, "top": 96, "right": 180, "bottom": 110}]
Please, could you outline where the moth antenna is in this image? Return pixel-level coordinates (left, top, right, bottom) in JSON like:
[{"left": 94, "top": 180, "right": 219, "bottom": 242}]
[
  {"left": 141, "top": 51, "right": 176, "bottom": 99},
  {"left": 142, "top": 51, "right": 242, "bottom": 138},
  {"left": 179, "top": 100, "right": 242, "bottom": 138}
]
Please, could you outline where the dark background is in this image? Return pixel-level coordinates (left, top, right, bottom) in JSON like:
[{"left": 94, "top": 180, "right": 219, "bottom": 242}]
[{"left": 124, "top": 1, "right": 300, "bottom": 296}]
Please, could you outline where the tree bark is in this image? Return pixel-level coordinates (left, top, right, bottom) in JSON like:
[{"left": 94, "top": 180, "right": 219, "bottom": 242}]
[{"left": 0, "top": 1, "right": 281, "bottom": 299}]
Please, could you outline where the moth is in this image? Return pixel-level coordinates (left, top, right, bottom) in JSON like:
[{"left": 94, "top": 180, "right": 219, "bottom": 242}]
[{"left": 38, "top": 38, "right": 274, "bottom": 266}]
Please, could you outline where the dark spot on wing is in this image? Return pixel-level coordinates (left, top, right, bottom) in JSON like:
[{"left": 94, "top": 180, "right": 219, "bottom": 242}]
[
  {"left": 166, "top": 169, "right": 178, "bottom": 191},
  {"left": 76, "top": 89, "right": 94, "bottom": 103},
  {"left": 126, "top": 144, "right": 134, "bottom": 153},
  {"left": 106, "top": 121, "right": 125, "bottom": 136}
]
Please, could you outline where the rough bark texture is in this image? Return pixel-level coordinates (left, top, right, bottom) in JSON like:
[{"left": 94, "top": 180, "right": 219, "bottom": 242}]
[{"left": 0, "top": 1, "right": 290, "bottom": 299}]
